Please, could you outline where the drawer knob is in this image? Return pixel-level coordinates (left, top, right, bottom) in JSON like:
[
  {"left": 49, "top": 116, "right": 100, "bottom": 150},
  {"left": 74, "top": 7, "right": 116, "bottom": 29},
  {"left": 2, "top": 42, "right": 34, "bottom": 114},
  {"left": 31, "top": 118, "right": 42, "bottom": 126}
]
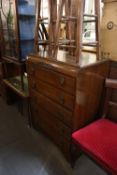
[
  {"left": 60, "top": 77, "right": 65, "bottom": 85},
  {"left": 59, "top": 96, "right": 64, "bottom": 105}
]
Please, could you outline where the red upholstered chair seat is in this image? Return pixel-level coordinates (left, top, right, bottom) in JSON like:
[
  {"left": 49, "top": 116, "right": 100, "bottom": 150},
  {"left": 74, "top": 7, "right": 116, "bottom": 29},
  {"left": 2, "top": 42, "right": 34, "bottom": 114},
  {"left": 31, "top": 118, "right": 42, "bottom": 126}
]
[{"left": 72, "top": 119, "right": 117, "bottom": 175}]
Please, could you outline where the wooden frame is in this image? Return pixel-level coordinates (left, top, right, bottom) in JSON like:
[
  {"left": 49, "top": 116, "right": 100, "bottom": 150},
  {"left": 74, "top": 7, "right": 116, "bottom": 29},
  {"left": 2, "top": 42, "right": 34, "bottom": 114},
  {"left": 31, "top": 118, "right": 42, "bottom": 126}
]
[{"left": 35, "top": 0, "right": 100, "bottom": 63}]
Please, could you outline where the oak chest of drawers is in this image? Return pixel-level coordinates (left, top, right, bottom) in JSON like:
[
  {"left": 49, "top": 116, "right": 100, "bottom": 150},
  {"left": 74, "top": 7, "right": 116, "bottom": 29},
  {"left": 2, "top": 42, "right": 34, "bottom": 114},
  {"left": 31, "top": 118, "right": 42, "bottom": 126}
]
[{"left": 27, "top": 54, "right": 109, "bottom": 159}]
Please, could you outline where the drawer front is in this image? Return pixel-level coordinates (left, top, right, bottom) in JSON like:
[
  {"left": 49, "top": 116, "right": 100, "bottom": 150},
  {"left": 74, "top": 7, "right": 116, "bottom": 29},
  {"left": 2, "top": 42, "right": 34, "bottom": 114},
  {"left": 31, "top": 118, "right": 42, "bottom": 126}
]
[
  {"left": 31, "top": 105, "right": 71, "bottom": 141},
  {"left": 27, "top": 62, "right": 75, "bottom": 95},
  {"left": 30, "top": 89, "right": 73, "bottom": 127},
  {"left": 31, "top": 104, "right": 71, "bottom": 160},
  {"left": 29, "top": 79, "right": 74, "bottom": 111}
]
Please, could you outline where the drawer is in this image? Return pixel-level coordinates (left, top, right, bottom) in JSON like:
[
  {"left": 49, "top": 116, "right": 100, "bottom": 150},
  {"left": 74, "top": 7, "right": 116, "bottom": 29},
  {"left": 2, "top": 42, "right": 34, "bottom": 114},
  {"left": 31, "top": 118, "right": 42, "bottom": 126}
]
[
  {"left": 31, "top": 105, "right": 71, "bottom": 141},
  {"left": 31, "top": 101, "right": 72, "bottom": 159},
  {"left": 27, "top": 62, "right": 75, "bottom": 95},
  {"left": 30, "top": 89, "right": 73, "bottom": 127},
  {"left": 29, "top": 79, "right": 74, "bottom": 111}
]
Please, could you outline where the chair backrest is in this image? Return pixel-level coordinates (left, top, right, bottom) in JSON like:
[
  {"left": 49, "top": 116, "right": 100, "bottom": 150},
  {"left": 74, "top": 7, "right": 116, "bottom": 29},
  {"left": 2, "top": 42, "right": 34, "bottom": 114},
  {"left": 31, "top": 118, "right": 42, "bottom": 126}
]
[{"left": 103, "top": 78, "right": 117, "bottom": 122}]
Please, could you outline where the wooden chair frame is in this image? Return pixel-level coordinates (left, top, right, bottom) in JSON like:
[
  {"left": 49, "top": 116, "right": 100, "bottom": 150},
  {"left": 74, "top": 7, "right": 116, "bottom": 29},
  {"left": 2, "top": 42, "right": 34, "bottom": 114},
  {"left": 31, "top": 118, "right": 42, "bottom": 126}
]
[{"left": 72, "top": 78, "right": 117, "bottom": 174}]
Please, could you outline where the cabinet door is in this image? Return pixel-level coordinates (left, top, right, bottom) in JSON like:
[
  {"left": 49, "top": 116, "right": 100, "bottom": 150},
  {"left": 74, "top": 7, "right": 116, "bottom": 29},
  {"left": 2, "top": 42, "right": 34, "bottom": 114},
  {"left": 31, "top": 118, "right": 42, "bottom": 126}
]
[{"left": 0, "top": 0, "right": 20, "bottom": 59}]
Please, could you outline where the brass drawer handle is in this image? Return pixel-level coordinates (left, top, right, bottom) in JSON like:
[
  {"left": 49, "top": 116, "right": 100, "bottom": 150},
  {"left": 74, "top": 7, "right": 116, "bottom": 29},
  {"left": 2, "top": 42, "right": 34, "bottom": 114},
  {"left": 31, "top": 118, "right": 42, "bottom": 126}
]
[
  {"left": 59, "top": 95, "right": 64, "bottom": 105},
  {"left": 60, "top": 77, "right": 65, "bottom": 85}
]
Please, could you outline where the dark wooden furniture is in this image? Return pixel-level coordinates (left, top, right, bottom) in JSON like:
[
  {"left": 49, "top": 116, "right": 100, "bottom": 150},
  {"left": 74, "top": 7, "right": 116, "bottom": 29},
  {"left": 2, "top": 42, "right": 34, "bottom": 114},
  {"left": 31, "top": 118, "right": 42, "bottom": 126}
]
[
  {"left": 0, "top": 0, "right": 36, "bottom": 97},
  {"left": 27, "top": 51, "right": 109, "bottom": 159},
  {"left": 72, "top": 78, "right": 117, "bottom": 175}
]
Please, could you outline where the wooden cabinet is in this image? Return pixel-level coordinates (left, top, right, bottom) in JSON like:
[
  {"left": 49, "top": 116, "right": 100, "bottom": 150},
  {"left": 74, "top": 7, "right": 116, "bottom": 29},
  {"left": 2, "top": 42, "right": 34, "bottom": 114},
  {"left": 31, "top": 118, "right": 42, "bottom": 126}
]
[
  {"left": 27, "top": 53, "right": 109, "bottom": 159},
  {"left": 0, "top": 0, "right": 36, "bottom": 62},
  {"left": 0, "top": 0, "right": 37, "bottom": 101}
]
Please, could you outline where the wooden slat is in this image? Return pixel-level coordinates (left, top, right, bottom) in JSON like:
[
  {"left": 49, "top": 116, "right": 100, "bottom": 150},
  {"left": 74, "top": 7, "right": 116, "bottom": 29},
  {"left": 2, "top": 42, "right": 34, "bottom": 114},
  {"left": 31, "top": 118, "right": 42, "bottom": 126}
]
[
  {"left": 39, "top": 17, "right": 48, "bottom": 21},
  {"left": 83, "top": 14, "right": 97, "bottom": 18},
  {"left": 109, "top": 101, "right": 117, "bottom": 108},
  {"left": 59, "top": 45, "right": 76, "bottom": 49},
  {"left": 83, "top": 20, "right": 96, "bottom": 23},
  {"left": 106, "top": 79, "right": 117, "bottom": 89},
  {"left": 60, "top": 16, "right": 77, "bottom": 22}
]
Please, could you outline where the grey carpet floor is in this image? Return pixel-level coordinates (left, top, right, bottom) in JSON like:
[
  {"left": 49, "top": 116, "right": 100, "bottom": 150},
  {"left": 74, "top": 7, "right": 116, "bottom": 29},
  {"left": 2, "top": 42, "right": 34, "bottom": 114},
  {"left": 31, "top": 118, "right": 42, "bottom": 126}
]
[{"left": 0, "top": 97, "right": 108, "bottom": 175}]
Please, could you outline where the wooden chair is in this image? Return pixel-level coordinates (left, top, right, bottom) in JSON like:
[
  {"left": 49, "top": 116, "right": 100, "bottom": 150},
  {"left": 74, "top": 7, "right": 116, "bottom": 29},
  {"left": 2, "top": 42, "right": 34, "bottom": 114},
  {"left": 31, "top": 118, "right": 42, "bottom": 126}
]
[
  {"left": 34, "top": 0, "right": 57, "bottom": 53},
  {"left": 35, "top": 0, "right": 100, "bottom": 62},
  {"left": 72, "top": 78, "right": 117, "bottom": 175},
  {"left": 53, "top": 0, "right": 100, "bottom": 62}
]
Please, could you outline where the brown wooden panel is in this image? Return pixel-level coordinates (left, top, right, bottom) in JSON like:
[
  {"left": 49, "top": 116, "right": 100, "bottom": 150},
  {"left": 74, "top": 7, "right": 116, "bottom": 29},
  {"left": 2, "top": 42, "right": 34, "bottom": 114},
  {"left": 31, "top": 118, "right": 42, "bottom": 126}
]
[
  {"left": 29, "top": 79, "right": 74, "bottom": 111},
  {"left": 73, "top": 71, "right": 105, "bottom": 130},
  {"left": 27, "top": 62, "right": 76, "bottom": 95},
  {"left": 32, "top": 109, "right": 71, "bottom": 160},
  {"left": 31, "top": 104, "right": 71, "bottom": 141},
  {"left": 30, "top": 89, "right": 73, "bottom": 127},
  {"left": 109, "top": 61, "right": 117, "bottom": 78},
  {"left": 108, "top": 106, "right": 117, "bottom": 123},
  {"left": 109, "top": 67, "right": 117, "bottom": 79}
]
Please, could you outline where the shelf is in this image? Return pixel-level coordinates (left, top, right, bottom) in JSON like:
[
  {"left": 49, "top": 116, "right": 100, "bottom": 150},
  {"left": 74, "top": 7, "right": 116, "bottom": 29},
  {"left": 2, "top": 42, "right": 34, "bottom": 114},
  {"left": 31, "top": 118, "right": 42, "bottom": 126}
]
[
  {"left": 20, "top": 38, "right": 34, "bottom": 41},
  {"left": 19, "top": 14, "right": 35, "bottom": 18},
  {"left": 2, "top": 56, "right": 25, "bottom": 64},
  {"left": 3, "top": 76, "right": 29, "bottom": 98}
]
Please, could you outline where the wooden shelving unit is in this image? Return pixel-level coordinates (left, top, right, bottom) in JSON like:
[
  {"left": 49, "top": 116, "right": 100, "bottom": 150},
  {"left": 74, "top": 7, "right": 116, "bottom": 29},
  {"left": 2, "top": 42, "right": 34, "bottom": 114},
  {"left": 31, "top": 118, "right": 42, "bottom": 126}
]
[
  {"left": 3, "top": 76, "right": 29, "bottom": 99},
  {"left": 0, "top": 0, "right": 37, "bottom": 98}
]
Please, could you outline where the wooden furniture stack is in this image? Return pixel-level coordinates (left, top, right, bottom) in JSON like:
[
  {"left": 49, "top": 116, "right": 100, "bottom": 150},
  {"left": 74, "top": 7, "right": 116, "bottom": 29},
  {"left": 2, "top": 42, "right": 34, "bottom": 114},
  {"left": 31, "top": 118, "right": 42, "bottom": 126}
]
[{"left": 27, "top": 0, "right": 109, "bottom": 160}]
